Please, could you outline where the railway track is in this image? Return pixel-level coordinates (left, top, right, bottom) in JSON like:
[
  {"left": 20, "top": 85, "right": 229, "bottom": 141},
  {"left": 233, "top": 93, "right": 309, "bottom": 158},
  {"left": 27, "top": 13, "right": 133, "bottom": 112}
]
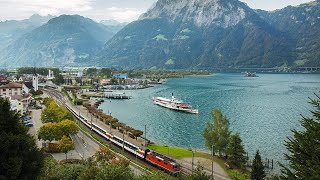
[{"left": 42, "top": 88, "right": 156, "bottom": 174}]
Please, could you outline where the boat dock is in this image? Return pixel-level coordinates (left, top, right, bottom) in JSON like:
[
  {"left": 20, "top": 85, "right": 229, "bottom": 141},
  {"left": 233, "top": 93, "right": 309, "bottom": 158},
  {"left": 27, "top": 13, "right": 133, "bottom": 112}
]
[{"left": 103, "top": 92, "right": 131, "bottom": 99}]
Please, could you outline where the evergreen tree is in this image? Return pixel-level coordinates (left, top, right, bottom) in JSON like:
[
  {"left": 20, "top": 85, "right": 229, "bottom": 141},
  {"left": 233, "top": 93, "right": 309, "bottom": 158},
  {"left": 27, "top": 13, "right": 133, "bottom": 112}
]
[
  {"left": 280, "top": 94, "right": 320, "bottom": 179},
  {"left": 203, "top": 109, "right": 231, "bottom": 156},
  {"left": 0, "top": 98, "right": 44, "bottom": 179},
  {"left": 226, "top": 133, "right": 246, "bottom": 169},
  {"left": 251, "top": 150, "right": 265, "bottom": 180}
]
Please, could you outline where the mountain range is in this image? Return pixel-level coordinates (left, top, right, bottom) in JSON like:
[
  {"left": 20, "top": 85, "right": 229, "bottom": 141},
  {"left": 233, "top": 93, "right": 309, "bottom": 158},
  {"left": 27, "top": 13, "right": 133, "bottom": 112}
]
[
  {"left": 98, "top": 0, "right": 320, "bottom": 69},
  {"left": 100, "top": 20, "right": 128, "bottom": 33},
  {"left": 0, "top": 15, "right": 115, "bottom": 67},
  {"left": 0, "top": 0, "right": 319, "bottom": 69},
  {"left": 0, "top": 14, "right": 54, "bottom": 49}
]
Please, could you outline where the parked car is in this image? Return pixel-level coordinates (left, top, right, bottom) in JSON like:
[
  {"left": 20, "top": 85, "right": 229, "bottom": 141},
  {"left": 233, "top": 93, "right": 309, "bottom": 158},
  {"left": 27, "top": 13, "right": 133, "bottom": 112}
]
[
  {"left": 23, "top": 116, "right": 32, "bottom": 120},
  {"left": 24, "top": 119, "right": 32, "bottom": 123},
  {"left": 25, "top": 122, "right": 34, "bottom": 127}
]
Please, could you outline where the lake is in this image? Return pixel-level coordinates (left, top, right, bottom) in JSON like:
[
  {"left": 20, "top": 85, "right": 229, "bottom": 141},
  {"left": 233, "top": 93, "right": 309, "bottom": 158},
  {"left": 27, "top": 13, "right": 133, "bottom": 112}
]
[{"left": 99, "top": 73, "right": 320, "bottom": 170}]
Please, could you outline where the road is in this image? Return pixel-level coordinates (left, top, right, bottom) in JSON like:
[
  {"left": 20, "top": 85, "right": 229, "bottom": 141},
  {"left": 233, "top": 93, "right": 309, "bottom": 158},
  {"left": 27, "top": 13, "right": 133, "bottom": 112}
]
[
  {"left": 28, "top": 108, "right": 42, "bottom": 148},
  {"left": 72, "top": 131, "right": 100, "bottom": 159}
]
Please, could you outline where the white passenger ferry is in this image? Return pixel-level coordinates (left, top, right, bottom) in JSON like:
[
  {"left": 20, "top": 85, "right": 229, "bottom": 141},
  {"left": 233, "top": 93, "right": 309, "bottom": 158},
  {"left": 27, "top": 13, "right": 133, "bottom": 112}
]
[{"left": 153, "top": 93, "right": 199, "bottom": 114}]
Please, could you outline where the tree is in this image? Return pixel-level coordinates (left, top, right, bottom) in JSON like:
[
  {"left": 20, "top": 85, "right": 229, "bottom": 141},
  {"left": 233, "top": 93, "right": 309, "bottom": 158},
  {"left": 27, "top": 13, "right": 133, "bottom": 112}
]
[
  {"left": 41, "top": 100, "right": 73, "bottom": 123},
  {"left": 280, "top": 94, "right": 320, "bottom": 179},
  {"left": 57, "top": 135, "right": 74, "bottom": 160},
  {"left": 38, "top": 157, "right": 62, "bottom": 180},
  {"left": 0, "top": 98, "right": 44, "bottom": 179},
  {"left": 100, "top": 68, "right": 112, "bottom": 78},
  {"left": 39, "top": 156, "right": 85, "bottom": 180},
  {"left": 96, "top": 160, "right": 134, "bottom": 180},
  {"left": 188, "top": 164, "right": 211, "bottom": 180},
  {"left": 110, "top": 78, "right": 118, "bottom": 84},
  {"left": 203, "top": 109, "right": 231, "bottom": 156},
  {"left": 94, "top": 147, "right": 116, "bottom": 164},
  {"left": 131, "top": 130, "right": 144, "bottom": 140},
  {"left": 138, "top": 170, "right": 173, "bottom": 180},
  {"left": 78, "top": 159, "right": 99, "bottom": 180},
  {"left": 38, "top": 122, "right": 63, "bottom": 142},
  {"left": 52, "top": 74, "right": 65, "bottom": 85},
  {"left": 251, "top": 150, "right": 265, "bottom": 180},
  {"left": 226, "top": 133, "right": 246, "bottom": 169},
  {"left": 86, "top": 68, "right": 97, "bottom": 76},
  {"left": 30, "top": 89, "right": 43, "bottom": 96},
  {"left": 58, "top": 119, "right": 79, "bottom": 136}
]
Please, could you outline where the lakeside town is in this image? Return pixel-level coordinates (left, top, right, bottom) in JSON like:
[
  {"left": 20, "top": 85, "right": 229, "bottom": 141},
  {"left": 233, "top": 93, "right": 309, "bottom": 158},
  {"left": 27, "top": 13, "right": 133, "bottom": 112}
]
[
  {"left": 0, "top": 67, "right": 210, "bottom": 115},
  {"left": 1, "top": 66, "right": 319, "bottom": 180},
  {"left": 1, "top": 0, "right": 320, "bottom": 179},
  {"left": 1, "top": 67, "right": 233, "bottom": 179}
]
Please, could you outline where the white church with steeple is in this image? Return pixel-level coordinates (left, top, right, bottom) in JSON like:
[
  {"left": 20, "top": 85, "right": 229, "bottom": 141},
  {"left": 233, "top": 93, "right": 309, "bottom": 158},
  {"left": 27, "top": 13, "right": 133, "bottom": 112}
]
[{"left": 32, "top": 68, "right": 39, "bottom": 91}]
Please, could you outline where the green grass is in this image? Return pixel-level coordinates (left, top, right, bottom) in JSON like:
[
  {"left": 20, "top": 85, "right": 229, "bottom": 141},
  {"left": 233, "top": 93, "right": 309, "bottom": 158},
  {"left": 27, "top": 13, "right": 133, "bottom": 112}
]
[
  {"left": 177, "top": 35, "right": 190, "bottom": 40},
  {"left": 165, "top": 59, "right": 174, "bottom": 65},
  {"left": 80, "top": 85, "right": 92, "bottom": 89},
  {"left": 153, "top": 34, "right": 168, "bottom": 41},
  {"left": 180, "top": 28, "right": 191, "bottom": 33},
  {"left": 294, "top": 59, "right": 307, "bottom": 66},
  {"left": 148, "top": 144, "right": 207, "bottom": 159},
  {"left": 226, "top": 169, "right": 250, "bottom": 180},
  {"left": 78, "top": 54, "right": 89, "bottom": 59}
]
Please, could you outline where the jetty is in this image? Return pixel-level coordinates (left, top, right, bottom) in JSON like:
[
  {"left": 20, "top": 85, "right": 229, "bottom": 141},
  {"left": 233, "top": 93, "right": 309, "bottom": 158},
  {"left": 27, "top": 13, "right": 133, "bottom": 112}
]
[{"left": 103, "top": 92, "right": 131, "bottom": 99}]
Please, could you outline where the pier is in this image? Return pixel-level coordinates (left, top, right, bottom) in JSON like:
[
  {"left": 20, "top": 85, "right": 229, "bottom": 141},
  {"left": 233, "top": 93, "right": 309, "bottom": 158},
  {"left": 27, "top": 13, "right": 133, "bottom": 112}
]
[{"left": 103, "top": 92, "right": 131, "bottom": 99}]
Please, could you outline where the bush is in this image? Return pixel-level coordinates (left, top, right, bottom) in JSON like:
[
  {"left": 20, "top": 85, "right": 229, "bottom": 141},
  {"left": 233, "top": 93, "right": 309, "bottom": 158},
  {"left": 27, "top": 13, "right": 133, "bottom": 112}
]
[
  {"left": 30, "top": 89, "right": 43, "bottom": 96},
  {"left": 60, "top": 159, "right": 85, "bottom": 165},
  {"left": 74, "top": 99, "right": 84, "bottom": 105}
]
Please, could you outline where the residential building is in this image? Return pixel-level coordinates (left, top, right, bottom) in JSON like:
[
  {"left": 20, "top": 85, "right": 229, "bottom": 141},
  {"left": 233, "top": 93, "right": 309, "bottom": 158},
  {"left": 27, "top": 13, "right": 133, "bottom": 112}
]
[
  {"left": 0, "top": 82, "right": 23, "bottom": 96},
  {"left": 0, "top": 82, "right": 33, "bottom": 114}
]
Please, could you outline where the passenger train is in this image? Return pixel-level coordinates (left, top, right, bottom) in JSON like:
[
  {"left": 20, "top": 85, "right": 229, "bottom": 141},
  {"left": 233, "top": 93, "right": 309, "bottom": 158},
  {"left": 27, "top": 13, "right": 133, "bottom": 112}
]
[{"left": 64, "top": 102, "right": 181, "bottom": 174}]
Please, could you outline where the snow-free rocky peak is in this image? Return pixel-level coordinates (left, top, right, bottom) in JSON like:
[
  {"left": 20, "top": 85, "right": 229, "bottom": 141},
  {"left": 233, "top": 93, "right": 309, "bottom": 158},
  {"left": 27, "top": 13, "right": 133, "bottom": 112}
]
[{"left": 140, "top": 0, "right": 251, "bottom": 28}]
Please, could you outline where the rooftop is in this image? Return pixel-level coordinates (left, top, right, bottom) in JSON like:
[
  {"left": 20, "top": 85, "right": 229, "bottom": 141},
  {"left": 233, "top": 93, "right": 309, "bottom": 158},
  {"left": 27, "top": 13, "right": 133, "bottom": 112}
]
[{"left": 0, "top": 82, "right": 22, "bottom": 89}]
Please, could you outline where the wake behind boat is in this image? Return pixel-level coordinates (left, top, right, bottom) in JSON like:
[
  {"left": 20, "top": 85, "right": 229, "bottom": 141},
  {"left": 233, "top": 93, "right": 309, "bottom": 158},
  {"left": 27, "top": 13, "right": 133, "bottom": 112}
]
[{"left": 153, "top": 93, "right": 199, "bottom": 114}]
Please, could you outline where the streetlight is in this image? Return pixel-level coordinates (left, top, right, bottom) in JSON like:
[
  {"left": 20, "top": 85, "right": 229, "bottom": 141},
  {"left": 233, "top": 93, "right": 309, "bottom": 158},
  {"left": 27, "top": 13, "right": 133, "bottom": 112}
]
[
  {"left": 90, "top": 114, "right": 93, "bottom": 136},
  {"left": 211, "top": 144, "right": 214, "bottom": 180},
  {"left": 144, "top": 124, "right": 147, "bottom": 147},
  {"left": 122, "top": 132, "right": 125, "bottom": 152},
  {"left": 191, "top": 149, "right": 195, "bottom": 175},
  {"left": 135, "top": 149, "right": 138, "bottom": 175}
]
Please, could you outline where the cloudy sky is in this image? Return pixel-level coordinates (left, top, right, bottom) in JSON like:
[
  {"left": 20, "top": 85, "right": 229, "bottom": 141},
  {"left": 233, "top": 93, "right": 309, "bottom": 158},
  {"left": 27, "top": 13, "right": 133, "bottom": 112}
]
[{"left": 0, "top": 0, "right": 312, "bottom": 22}]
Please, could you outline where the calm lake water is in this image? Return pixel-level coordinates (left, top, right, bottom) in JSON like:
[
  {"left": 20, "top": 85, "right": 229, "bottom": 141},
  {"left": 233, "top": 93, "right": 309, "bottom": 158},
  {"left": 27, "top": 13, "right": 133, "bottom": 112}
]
[{"left": 99, "top": 73, "right": 320, "bottom": 170}]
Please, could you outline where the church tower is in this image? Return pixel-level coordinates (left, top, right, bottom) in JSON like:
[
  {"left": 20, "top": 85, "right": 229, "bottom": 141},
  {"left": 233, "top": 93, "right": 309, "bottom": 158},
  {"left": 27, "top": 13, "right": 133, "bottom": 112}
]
[{"left": 32, "top": 68, "right": 39, "bottom": 91}]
